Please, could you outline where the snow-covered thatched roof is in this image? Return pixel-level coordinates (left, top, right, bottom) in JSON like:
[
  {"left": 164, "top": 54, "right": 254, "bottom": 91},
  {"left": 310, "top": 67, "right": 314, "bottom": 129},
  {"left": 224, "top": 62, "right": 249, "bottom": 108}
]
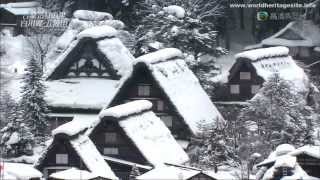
[
  {"left": 2, "top": 162, "right": 42, "bottom": 179},
  {"left": 7, "top": 78, "right": 119, "bottom": 110},
  {"left": 96, "top": 100, "right": 189, "bottom": 166},
  {"left": 45, "top": 10, "right": 133, "bottom": 80},
  {"left": 50, "top": 168, "right": 97, "bottom": 180},
  {"left": 137, "top": 165, "right": 236, "bottom": 180},
  {"left": 69, "top": 135, "right": 118, "bottom": 179},
  {"left": 261, "top": 20, "right": 320, "bottom": 47},
  {"left": 257, "top": 145, "right": 320, "bottom": 168},
  {"left": 45, "top": 25, "right": 134, "bottom": 79},
  {"left": 257, "top": 145, "right": 320, "bottom": 179},
  {"left": 105, "top": 48, "right": 225, "bottom": 135},
  {"left": 0, "top": 1, "right": 45, "bottom": 15},
  {"left": 232, "top": 46, "right": 309, "bottom": 92},
  {"left": 35, "top": 134, "right": 118, "bottom": 180}
]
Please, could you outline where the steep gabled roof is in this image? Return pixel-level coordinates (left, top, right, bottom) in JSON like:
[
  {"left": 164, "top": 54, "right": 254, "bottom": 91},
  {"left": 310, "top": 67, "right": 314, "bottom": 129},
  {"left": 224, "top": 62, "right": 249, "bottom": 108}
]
[
  {"left": 105, "top": 48, "right": 225, "bottom": 135},
  {"left": 35, "top": 134, "right": 118, "bottom": 180},
  {"left": 262, "top": 20, "right": 320, "bottom": 47},
  {"left": 45, "top": 25, "right": 134, "bottom": 80},
  {"left": 231, "top": 46, "right": 309, "bottom": 92},
  {"left": 94, "top": 100, "right": 189, "bottom": 166}
]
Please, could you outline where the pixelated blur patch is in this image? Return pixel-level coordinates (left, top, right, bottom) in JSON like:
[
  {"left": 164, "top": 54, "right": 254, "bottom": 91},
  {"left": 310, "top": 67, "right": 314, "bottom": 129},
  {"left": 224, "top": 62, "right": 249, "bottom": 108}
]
[{"left": 257, "top": 11, "right": 269, "bottom": 21}]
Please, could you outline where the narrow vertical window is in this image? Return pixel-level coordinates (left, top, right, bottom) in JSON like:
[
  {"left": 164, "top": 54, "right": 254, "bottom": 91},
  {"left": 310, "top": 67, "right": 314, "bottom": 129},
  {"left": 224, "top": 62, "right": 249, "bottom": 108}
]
[
  {"left": 230, "top": 85, "right": 240, "bottom": 94},
  {"left": 157, "top": 100, "right": 164, "bottom": 111}
]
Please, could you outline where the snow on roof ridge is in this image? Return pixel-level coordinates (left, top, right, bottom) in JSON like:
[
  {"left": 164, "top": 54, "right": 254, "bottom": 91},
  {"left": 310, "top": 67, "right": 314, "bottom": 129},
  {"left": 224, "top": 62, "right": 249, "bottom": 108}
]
[
  {"left": 99, "top": 100, "right": 153, "bottom": 119},
  {"left": 136, "top": 48, "right": 183, "bottom": 64},
  {"left": 235, "top": 46, "right": 289, "bottom": 61},
  {"left": 163, "top": 5, "right": 186, "bottom": 18},
  {"left": 73, "top": 10, "right": 113, "bottom": 21},
  {"left": 52, "top": 118, "right": 89, "bottom": 137},
  {"left": 5, "top": 1, "right": 39, "bottom": 8},
  {"left": 77, "top": 25, "right": 118, "bottom": 40}
]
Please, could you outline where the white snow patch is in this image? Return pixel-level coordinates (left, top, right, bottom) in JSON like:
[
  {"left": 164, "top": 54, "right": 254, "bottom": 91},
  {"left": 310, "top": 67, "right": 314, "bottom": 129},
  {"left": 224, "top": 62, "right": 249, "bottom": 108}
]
[
  {"left": 6, "top": 132, "right": 19, "bottom": 145},
  {"left": 97, "top": 37, "right": 134, "bottom": 77},
  {"left": 136, "top": 48, "right": 183, "bottom": 64},
  {"left": 50, "top": 168, "right": 98, "bottom": 180},
  {"left": 77, "top": 25, "right": 118, "bottom": 39},
  {"left": 0, "top": 1, "right": 45, "bottom": 15},
  {"left": 273, "top": 155, "right": 296, "bottom": 168},
  {"left": 52, "top": 114, "right": 98, "bottom": 136},
  {"left": 73, "top": 10, "right": 113, "bottom": 21},
  {"left": 137, "top": 166, "right": 198, "bottom": 180},
  {"left": 235, "top": 46, "right": 289, "bottom": 61},
  {"left": 137, "top": 166, "right": 236, "bottom": 180},
  {"left": 99, "top": 100, "right": 152, "bottom": 119},
  {"left": 275, "top": 144, "right": 296, "bottom": 156},
  {"left": 3, "top": 162, "right": 42, "bottom": 179},
  {"left": 118, "top": 111, "right": 189, "bottom": 166},
  {"left": 163, "top": 5, "right": 185, "bottom": 18}
]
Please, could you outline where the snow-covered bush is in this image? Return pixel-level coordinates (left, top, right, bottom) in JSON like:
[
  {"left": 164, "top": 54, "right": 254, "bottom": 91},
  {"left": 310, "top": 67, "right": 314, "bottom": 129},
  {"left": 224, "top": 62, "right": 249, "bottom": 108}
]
[{"left": 0, "top": 105, "right": 34, "bottom": 157}]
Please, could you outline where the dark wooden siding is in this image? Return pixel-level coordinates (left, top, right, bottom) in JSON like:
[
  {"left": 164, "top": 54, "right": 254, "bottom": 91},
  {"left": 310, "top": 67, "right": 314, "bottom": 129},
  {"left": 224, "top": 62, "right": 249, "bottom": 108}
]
[
  {"left": 106, "top": 161, "right": 149, "bottom": 180},
  {"left": 297, "top": 154, "right": 320, "bottom": 178},
  {"left": 214, "top": 59, "right": 265, "bottom": 101},
  {"left": 109, "top": 63, "right": 192, "bottom": 140},
  {"left": 90, "top": 119, "right": 149, "bottom": 165},
  {"left": 36, "top": 136, "right": 88, "bottom": 178}
]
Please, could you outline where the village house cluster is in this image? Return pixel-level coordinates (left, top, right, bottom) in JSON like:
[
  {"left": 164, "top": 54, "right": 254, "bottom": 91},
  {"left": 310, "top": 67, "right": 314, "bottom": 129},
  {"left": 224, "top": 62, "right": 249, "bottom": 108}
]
[{"left": 0, "top": 1, "right": 320, "bottom": 180}]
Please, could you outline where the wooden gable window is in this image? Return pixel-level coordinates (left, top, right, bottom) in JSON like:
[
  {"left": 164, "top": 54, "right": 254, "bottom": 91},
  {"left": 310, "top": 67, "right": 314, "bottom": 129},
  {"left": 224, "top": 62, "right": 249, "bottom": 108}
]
[
  {"left": 157, "top": 100, "right": 164, "bottom": 111},
  {"left": 282, "top": 167, "right": 288, "bottom": 176},
  {"left": 161, "top": 116, "right": 173, "bottom": 127},
  {"left": 251, "top": 85, "right": 260, "bottom": 94},
  {"left": 105, "top": 132, "right": 117, "bottom": 143},
  {"left": 240, "top": 72, "right": 251, "bottom": 80},
  {"left": 103, "top": 147, "right": 119, "bottom": 155},
  {"left": 138, "top": 85, "right": 151, "bottom": 96},
  {"left": 230, "top": 84, "right": 240, "bottom": 94},
  {"left": 56, "top": 154, "right": 68, "bottom": 164}
]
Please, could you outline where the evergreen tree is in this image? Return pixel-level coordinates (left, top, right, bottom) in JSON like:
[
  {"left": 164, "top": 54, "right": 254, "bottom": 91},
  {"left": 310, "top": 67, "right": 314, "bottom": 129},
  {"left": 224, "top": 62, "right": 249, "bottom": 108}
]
[
  {"left": 129, "top": 164, "right": 141, "bottom": 180},
  {"left": 0, "top": 105, "right": 34, "bottom": 157},
  {"left": 0, "top": 91, "right": 16, "bottom": 129},
  {"left": 134, "top": 0, "right": 227, "bottom": 96},
  {"left": 20, "top": 57, "right": 49, "bottom": 141},
  {"left": 237, "top": 73, "right": 315, "bottom": 158},
  {"left": 189, "top": 120, "right": 238, "bottom": 169}
]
